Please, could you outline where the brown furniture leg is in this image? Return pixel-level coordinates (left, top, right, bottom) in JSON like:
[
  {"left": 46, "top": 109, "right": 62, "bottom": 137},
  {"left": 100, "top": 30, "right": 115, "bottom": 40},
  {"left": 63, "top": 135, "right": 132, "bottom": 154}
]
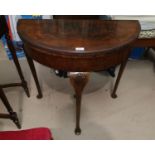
[
  {"left": 0, "top": 87, "right": 21, "bottom": 129},
  {"left": 5, "top": 35, "right": 30, "bottom": 98},
  {"left": 23, "top": 47, "right": 43, "bottom": 98},
  {"left": 69, "top": 72, "right": 89, "bottom": 135},
  {"left": 111, "top": 49, "right": 130, "bottom": 98}
]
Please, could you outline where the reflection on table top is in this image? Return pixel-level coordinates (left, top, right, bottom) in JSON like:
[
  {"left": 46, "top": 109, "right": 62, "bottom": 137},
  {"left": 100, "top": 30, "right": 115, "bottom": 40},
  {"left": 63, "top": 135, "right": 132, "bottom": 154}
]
[{"left": 17, "top": 19, "right": 140, "bottom": 54}]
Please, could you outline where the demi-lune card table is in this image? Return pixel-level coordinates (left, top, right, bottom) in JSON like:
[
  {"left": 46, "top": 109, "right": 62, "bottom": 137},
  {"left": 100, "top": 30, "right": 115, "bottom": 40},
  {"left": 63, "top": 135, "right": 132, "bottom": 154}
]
[{"left": 17, "top": 19, "right": 140, "bottom": 134}]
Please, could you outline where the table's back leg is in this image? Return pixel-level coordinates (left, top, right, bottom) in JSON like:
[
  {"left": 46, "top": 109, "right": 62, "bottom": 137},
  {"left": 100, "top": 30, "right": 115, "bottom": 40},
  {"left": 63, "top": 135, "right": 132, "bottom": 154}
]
[
  {"left": 69, "top": 72, "right": 89, "bottom": 135},
  {"left": 5, "top": 35, "right": 30, "bottom": 98},
  {"left": 23, "top": 46, "right": 43, "bottom": 99},
  {"left": 111, "top": 48, "right": 131, "bottom": 98}
]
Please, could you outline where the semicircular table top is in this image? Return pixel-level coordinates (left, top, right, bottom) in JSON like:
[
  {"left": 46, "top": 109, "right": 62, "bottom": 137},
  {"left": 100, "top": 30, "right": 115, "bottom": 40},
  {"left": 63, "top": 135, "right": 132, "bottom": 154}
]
[
  {"left": 17, "top": 19, "right": 140, "bottom": 55},
  {"left": 17, "top": 19, "right": 140, "bottom": 72}
]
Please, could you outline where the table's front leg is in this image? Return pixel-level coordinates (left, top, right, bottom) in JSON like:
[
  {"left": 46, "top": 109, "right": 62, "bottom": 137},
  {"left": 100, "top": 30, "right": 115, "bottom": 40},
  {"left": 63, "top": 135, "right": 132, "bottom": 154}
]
[
  {"left": 23, "top": 45, "right": 43, "bottom": 99},
  {"left": 69, "top": 72, "right": 89, "bottom": 135}
]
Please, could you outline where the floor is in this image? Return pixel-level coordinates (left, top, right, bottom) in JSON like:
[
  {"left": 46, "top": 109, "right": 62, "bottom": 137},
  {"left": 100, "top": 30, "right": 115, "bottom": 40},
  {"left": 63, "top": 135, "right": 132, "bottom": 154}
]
[{"left": 0, "top": 53, "right": 155, "bottom": 139}]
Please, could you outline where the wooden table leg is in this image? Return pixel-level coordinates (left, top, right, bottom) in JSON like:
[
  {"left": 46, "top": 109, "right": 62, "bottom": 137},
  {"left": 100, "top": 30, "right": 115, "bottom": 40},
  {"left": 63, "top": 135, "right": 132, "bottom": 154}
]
[
  {"left": 69, "top": 72, "right": 89, "bottom": 135},
  {"left": 111, "top": 58, "right": 128, "bottom": 98},
  {"left": 6, "top": 35, "right": 30, "bottom": 98},
  {"left": 23, "top": 47, "right": 43, "bottom": 99},
  {"left": 0, "top": 87, "right": 21, "bottom": 129}
]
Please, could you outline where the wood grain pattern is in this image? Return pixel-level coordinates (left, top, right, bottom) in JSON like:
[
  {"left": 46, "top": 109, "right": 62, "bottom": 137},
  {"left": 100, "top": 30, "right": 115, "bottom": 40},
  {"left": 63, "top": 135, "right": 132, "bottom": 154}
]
[{"left": 17, "top": 19, "right": 140, "bottom": 72}]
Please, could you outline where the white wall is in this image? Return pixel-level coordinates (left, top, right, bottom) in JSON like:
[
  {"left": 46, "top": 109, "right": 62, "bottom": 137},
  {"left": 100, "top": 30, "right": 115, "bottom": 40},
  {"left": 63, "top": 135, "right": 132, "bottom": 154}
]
[
  {"left": 113, "top": 15, "right": 155, "bottom": 30},
  {"left": 112, "top": 15, "right": 155, "bottom": 21}
]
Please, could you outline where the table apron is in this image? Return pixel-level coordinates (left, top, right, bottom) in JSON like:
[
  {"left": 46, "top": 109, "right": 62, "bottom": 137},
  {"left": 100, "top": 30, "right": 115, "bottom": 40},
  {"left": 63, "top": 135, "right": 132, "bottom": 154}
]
[{"left": 24, "top": 45, "right": 131, "bottom": 72}]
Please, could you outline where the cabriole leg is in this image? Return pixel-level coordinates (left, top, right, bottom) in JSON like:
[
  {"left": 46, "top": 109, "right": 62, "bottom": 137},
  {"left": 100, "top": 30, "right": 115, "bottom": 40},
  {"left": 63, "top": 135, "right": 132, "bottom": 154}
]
[{"left": 69, "top": 72, "right": 89, "bottom": 135}]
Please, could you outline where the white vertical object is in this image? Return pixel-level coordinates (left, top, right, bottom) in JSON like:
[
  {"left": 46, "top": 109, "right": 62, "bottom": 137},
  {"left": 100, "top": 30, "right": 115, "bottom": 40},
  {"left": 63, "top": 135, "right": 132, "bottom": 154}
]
[
  {"left": 112, "top": 15, "right": 155, "bottom": 30},
  {"left": 112, "top": 15, "right": 155, "bottom": 21},
  {"left": 9, "top": 15, "right": 22, "bottom": 41}
]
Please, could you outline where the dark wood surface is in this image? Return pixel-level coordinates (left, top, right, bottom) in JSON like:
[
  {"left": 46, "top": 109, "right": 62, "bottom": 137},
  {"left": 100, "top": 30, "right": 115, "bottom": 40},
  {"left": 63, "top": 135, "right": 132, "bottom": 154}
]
[
  {"left": 0, "top": 15, "right": 43, "bottom": 129},
  {"left": 52, "top": 15, "right": 116, "bottom": 78},
  {"left": 17, "top": 19, "right": 140, "bottom": 134},
  {"left": 70, "top": 72, "right": 89, "bottom": 134},
  {"left": 0, "top": 15, "right": 28, "bottom": 128},
  {"left": 0, "top": 87, "right": 21, "bottom": 129},
  {"left": 132, "top": 38, "right": 155, "bottom": 47},
  {"left": 17, "top": 19, "right": 140, "bottom": 72}
]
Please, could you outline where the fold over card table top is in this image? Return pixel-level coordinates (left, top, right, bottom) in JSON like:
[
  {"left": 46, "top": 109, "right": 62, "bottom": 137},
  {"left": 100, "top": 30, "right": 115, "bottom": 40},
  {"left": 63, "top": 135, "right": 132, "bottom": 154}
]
[{"left": 17, "top": 19, "right": 140, "bottom": 72}]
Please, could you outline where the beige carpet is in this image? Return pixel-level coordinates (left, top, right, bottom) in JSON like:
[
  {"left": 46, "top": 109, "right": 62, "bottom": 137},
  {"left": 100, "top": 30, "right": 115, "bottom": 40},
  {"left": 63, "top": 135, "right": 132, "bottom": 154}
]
[{"left": 0, "top": 57, "right": 155, "bottom": 139}]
